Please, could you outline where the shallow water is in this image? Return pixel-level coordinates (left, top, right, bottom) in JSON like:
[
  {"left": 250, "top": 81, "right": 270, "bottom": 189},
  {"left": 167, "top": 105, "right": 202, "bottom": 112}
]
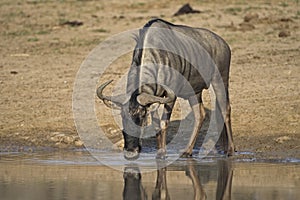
[{"left": 0, "top": 151, "right": 299, "bottom": 200}]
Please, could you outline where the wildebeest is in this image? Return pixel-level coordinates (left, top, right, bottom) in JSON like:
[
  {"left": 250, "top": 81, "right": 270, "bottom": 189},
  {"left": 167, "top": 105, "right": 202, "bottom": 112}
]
[{"left": 97, "top": 18, "right": 235, "bottom": 160}]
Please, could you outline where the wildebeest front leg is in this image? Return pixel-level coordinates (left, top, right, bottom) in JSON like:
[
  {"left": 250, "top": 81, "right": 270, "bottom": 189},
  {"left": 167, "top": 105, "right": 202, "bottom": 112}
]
[
  {"left": 156, "top": 101, "right": 175, "bottom": 159},
  {"left": 182, "top": 94, "right": 205, "bottom": 157}
]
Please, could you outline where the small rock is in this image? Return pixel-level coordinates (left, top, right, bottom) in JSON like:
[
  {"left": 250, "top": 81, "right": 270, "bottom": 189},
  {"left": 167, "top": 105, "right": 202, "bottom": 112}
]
[
  {"left": 74, "top": 140, "right": 84, "bottom": 147},
  {"left": 278, "top": 30, "right": 290, "bottom": 37},
  {"left": 51, "top": 132, "right": 62, "bottom": 136},
  {"left": 113, "top": 15, "right": 125, "bottom": 19},
  {"left": 55, "top": 142, "right": 68, "bottom": 148},
  {"left": 60, "top": 20, "right": 83, "bottom": 27},
  {"left": 264, "top": 145, "right": 271, "bottom": 149},
  {"left": 173, "top": 3, "right": 201, "bottom": 16},
  {"left": 275, "top": 136, "right": 291, "bottom": 144},
  {"left": 50, "top": 136, "right": 58, "bottom": 142},
  {"left": 280, "top": 18, "right": 293, "bottom": 22},
  {"left": 23, "top": 136, "right": 30, "bottom": 140},
  {"left": 113, "top": 139, "right": 124, "bottom": 150},
  {"left": 244, "top": 13, "right": 259, "bottom": 23},
  {"left": 10, "top": 71, "right": 18, "bottom": 75},
  {"left": 239, "top": 22, "right": 255, "bottom": 31},
  {"left": 110, "top": 129, "right": 119, "bottom": 134},
  {"left": 63, "top": 136, "right": 75, "bottom": 144},
  {"left": 50, "top": 133, "right": 65, "bottom": 142}
]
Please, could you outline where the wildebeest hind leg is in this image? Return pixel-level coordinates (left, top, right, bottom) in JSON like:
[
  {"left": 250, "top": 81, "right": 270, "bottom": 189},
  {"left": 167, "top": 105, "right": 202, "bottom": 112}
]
[
  {"left": 213, "top": 80, "right": 235, "bottom": 156},
  {"left": 224, "top": 102, "right": 235, "bottom": 156}
]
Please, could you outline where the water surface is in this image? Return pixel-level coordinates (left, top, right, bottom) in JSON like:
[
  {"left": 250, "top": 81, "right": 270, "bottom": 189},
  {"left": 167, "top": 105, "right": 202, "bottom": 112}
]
[{"left": 0, "top": 151, "right": 299, "bottom": 200}]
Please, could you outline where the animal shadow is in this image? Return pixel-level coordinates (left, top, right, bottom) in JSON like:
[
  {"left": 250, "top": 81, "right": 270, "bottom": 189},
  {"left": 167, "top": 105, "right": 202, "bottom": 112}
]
[{"left": 141, "top": 108, "right": 227, "bottom": 155}]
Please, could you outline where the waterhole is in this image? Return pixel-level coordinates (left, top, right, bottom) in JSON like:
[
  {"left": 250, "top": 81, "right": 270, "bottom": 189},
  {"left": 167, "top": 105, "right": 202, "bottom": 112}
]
[{"left": 0, "top": 150, "right": 299, "bottom": 200}]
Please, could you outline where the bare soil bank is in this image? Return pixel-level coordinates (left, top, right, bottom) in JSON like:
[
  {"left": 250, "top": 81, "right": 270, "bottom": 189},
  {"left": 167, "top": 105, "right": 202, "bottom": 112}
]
[{"left": 0, "top": 0, "right": 299, "bottom": 159}]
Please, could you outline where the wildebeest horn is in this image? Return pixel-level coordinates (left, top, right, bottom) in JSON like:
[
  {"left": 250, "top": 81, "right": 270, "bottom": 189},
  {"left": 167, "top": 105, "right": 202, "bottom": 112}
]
[
  {"left": 96, "top": 80, "right": 126, "bottom": 108},
  {"left": 137, "top": 86, "right": 176, "bottom": 106}
]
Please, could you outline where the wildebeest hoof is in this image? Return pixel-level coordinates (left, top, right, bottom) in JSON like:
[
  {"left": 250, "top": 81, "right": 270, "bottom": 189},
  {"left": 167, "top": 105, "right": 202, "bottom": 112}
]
[
  {"left": 180, "top": 152, "right": 192, "bottom": 158},
  {"left": 226, "top": 147, "right": 235, "bottom": 157},
  {"left": 124, "top": 150, "right": 139, "bottom": 160},
  {"left": 156, "top": 148, "right": 166, "bottom": 160}
]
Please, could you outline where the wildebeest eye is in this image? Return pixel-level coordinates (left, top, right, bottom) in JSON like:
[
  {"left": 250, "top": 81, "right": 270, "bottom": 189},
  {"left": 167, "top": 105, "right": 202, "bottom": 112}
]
[
  {"left": 139, "top": 107, "right": 147, "bottom": 117},
  {"left": 129, "top": 105, "right": 146, "bottom": 117},
  {"left": 130, "top": 106, "right": 146, "bottom": 117}
]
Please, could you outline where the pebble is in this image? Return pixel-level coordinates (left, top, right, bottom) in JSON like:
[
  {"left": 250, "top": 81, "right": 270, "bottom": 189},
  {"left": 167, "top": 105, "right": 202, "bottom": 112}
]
[
  {"left": 113, "top": 139, "right": 124, "bottom": 150},
  {"left": 173, "top": 3, "right": 201, "bottom": 16},
  {"left": 278, "top": 30, "right": 291, "bottom": 37},
  {"left": 244, "top": 13, "right": 259, "bottom": 22},
  {"left": 74, "top": 140, "right": 84, "bottom": 147},
  {"left": 275, "top": 136, "right": 291, "bottom": 144},
  {"left": 63, "top": 136, "right": 75, "bottom": 144},
  {"left": 50, "top": 132, "right": 79, "bottom": 145},
  {"left": 110, "top": 129, "right": 119, "bottom": 134},
  {"left": 239, "top": 22, "right": 255, "bottom": 31}
]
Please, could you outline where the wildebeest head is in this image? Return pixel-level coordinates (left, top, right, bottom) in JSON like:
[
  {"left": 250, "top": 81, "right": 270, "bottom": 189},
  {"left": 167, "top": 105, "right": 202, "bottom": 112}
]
[
  {"left": 97, "top": 80, "right": 175, "bottom": 160},
  {"left": 121, "top": 91, "right": 147, "bottom": 160}
]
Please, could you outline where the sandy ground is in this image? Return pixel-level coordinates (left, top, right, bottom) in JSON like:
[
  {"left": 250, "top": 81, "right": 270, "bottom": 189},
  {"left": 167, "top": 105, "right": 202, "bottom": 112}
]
[{"left": 0, "top": 0, "right": 299, "bottom": 159}]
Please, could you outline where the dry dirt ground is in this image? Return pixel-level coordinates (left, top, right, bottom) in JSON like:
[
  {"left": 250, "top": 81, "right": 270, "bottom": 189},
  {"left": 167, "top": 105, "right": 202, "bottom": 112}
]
[{"left": 0, "top": 0, "right": 299, "bottom": 160}]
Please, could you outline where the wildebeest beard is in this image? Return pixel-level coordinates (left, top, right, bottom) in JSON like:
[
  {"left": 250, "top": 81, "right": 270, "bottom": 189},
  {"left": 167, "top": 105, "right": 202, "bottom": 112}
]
[{"left": 122, "top": 92, "right": 147, "bottom": 152}]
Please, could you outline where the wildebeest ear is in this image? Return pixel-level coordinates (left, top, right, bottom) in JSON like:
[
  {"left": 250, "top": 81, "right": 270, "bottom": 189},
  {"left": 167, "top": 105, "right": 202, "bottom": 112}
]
[
  {"left": 136, "top": 93, "right": 161, "bottom": 106},
  {"left": 136, "top": 90, "right": 175, "bottom": 106}
]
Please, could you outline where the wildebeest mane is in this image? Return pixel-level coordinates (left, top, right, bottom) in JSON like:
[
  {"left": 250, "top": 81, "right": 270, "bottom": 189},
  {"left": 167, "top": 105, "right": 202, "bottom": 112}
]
[
  {"left": 131, "top": 18, "right": 176, "bottom": 67},
  {"left": 128, "top": 19, "right": 162, "bottom": 96}
]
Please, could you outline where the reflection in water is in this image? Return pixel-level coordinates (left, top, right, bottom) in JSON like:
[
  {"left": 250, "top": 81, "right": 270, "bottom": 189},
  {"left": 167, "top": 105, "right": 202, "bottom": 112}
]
[
  {"left": 152, "top": 166, "right": 170, "bottom": 200},
  {"left": 0, "top": 152, "right": 299, "bottom": 200},
  {"left": 216, "top": 160, "right": 233, "bottom": 200},
  {"left": 123, "top": 159, "right": 233, "bottom": 200},
  {"left": 123, "top": 167, "right": 147, "bottom": 200}
]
